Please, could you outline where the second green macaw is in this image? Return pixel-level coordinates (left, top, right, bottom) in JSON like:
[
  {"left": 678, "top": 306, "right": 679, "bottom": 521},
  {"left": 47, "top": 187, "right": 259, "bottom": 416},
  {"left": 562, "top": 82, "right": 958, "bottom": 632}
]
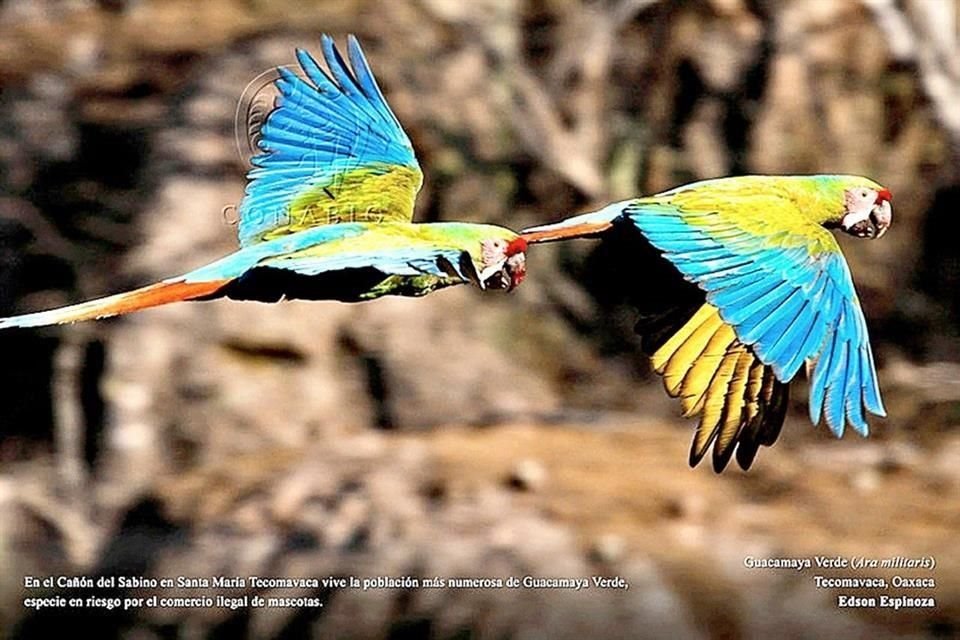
[
  {"left": 0, "top": 35, "right": 528, "bottom": 329},
  {"left": 521, "top": 174, "right": 892, "bottom": 471}
]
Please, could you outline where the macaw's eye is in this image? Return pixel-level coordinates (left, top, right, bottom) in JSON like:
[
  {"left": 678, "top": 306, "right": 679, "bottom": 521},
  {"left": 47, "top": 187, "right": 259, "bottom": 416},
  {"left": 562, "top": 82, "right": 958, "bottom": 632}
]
[{"left": 860, "top": 189, "right": 870, "bottom": 199}]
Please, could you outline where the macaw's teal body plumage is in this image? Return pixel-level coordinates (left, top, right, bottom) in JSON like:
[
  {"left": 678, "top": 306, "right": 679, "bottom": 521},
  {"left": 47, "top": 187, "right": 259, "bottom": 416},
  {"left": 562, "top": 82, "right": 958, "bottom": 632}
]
[
  {"left": 522, "top": 174, "right": 893, "bottom": 471},
  {"left": 0, "top": 35, "right": 527, "bottom": 330}
]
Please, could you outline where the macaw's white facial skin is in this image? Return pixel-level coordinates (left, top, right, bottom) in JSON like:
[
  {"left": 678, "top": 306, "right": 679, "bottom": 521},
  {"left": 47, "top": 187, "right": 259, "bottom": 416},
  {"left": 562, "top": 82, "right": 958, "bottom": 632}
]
[
  {"left": 841, "top": 186, "right": 893, "bottom": 239},
  {"left": 478, "top": 237, "right": 527, "bottom": 291}
]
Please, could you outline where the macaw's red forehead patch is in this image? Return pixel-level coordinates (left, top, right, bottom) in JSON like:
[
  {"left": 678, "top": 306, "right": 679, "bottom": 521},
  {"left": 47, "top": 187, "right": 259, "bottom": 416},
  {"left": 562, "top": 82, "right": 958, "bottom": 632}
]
[{"left": 506, "top": 237, "right": 528, "bottom": 256}]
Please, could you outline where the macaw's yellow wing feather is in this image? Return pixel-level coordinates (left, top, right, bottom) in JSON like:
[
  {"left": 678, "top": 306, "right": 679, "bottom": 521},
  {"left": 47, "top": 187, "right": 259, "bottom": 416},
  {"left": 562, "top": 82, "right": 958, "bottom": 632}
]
[
  {"left": 693, "top": 348, "right": 739, "bottom": 465},
  {"left": 660, "top": 308, "right": 724, "bottom": 396},
  {"left": 679, "top": 322, "right": 737, "bottom": 417},
  {"left": 652, "top": 304, "right": 790, "bottom": 471},
  {"left": 713, "top": 350, "right": 754, "bottom": 467},
  {"left": 735, "top": 368, "right": 789, "bottom": 469}
]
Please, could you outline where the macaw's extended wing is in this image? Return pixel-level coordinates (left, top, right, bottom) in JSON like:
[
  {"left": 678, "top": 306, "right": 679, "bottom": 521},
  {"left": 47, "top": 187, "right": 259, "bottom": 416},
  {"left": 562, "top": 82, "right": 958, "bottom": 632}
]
[
  {"left": 238, "top": 35, "right": 422, "bottom": 247},
  {"left": 522, "top": 195, "right": 885, "bottom": 470}
]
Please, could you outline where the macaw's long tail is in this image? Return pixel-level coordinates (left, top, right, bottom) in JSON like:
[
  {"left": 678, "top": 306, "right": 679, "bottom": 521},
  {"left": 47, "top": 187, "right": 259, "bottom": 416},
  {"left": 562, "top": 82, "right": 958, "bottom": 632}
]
[
  {"left": 0, "top": 277, "right": 231, "bottom": 329},
  {"left": 520, "top": 202, "right": 628, "bottom": 244}
]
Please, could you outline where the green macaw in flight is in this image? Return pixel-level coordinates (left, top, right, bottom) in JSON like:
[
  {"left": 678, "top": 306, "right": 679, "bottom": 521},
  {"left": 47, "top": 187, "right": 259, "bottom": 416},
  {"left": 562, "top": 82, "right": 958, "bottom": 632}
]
[
  {"left": 0, "top": 36, "right": 893, "bottom": 471},
  {"left": 0, "top": 35, "right": 528, "bottom": 329},
  {"left": 521, "top": 175, "right": 892, "bottom": 470}
]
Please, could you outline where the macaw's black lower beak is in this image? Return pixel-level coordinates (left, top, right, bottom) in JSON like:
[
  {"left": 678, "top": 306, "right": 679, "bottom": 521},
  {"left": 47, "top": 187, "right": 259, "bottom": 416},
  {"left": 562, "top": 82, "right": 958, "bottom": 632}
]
[
  {"left": 847, "top": 218, "right": 876, "bottom": 238},
  {"left": 481, "top": 266, "right": 513, "bottom": 291},
  {"left": 870, "top": 200, "right": 892, "bottom": 239}
]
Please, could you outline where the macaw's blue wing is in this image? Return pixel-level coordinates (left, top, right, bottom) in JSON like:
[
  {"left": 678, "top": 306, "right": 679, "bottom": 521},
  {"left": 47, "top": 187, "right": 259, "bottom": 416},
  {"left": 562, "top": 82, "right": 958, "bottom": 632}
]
[
  {"left": 620, "top": 200, "right": 885, "bottom": 439},
  {"left": 238, "top": 34, "right": 422, "bottom": 247}
]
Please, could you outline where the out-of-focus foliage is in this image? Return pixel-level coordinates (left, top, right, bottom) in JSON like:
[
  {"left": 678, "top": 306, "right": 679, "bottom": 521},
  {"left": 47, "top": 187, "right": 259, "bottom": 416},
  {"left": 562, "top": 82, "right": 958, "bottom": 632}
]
[{"left": 0, "top": 1, "right": 958, "bottom": 638}]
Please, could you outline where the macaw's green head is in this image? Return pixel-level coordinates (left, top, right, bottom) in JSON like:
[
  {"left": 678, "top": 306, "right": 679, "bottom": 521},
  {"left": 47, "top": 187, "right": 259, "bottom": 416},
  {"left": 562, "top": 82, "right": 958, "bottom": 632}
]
[
  {"left": 834, "top": 176, "right": 893, "bottom": 240},
  {"left": 478, "top": 236, "right": 527, "bottom": 291}
]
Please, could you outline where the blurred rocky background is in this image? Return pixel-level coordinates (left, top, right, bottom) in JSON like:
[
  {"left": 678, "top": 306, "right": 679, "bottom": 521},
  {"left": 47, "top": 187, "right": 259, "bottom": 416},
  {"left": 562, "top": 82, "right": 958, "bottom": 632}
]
[{"left": 0, "top": 0, "right": 958, "bottom": 638}]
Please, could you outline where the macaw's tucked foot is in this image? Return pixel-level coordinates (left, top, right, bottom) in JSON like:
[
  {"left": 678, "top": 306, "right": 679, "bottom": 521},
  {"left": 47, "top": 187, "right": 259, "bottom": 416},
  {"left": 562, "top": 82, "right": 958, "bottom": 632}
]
[{"left": 0, "top": 278, "right": 231, "bottom": 329}]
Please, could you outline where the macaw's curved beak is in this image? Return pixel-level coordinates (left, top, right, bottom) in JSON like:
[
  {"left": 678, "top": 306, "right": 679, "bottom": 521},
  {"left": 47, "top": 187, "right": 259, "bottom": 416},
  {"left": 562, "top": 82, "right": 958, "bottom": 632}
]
[
  {"left": 870, "top": 199, "right": 892, "bottom": 239},
  {"left": 845, "top": 196, "right": 892, "bottom": 239},
  {"left": 478, "top": 254, "right": 526, "bottom": 291},
  {"left": 478, "top": 261, "right": 510, "bottom": 290}
]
